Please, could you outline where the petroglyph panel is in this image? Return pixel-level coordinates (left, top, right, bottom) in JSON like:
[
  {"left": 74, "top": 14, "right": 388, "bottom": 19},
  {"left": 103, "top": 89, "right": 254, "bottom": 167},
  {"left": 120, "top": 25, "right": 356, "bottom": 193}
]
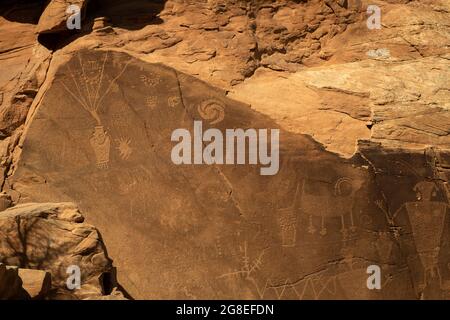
[{"left": 10, "top": 50, "right": 450, "bottom": 299}]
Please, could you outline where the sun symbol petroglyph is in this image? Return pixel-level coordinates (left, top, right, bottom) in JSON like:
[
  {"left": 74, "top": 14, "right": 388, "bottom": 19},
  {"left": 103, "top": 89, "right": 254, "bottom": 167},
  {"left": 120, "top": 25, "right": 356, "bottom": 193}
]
[
  {"left": 116, "top": 137, "right": 132, "bottom": 160},
  {"left": 277, "top": 182, "right": 300, "bottom": 246},
  {"left": 198, "top": 98, "right": 225, "bottom": 124}
]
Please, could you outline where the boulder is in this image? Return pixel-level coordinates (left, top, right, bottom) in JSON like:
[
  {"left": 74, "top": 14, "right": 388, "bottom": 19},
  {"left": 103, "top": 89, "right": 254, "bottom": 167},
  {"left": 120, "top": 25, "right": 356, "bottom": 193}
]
[{"left": 0, "top": 202, "right": 122, "bottom": 299}]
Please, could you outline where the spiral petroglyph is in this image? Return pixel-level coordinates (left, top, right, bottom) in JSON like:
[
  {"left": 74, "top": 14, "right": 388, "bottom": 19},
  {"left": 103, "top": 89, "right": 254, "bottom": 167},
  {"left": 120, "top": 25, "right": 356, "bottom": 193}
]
[{"left": 197, "top": 99, "right": 225, "bottom": 125}]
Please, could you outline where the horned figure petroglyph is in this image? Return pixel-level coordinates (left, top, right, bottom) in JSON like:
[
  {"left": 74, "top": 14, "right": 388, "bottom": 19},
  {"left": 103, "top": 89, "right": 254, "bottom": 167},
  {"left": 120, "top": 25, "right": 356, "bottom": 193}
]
[
  {"left": 406, "top": 181, "right": 447, "bottom": 290},
  {"left": 376, "top": 180, "right": 449, "bottom": 291}
]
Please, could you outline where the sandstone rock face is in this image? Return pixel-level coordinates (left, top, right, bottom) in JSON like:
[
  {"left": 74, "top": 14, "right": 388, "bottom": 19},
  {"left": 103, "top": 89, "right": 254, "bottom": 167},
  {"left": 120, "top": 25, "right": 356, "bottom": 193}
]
[
  {"left": 0, "top": 0, "right": 449, "bottom": 300},
  {"left": 0, "top": 202, "right": 122, "bottom": 299},
  {"left": 68, "top": 0, "right": 449, "bottom": 157},
  {"left": 7, "top": 49, "right": 450, "bottom": 300},
  {"left": 0, "top": 1, "right": 52, "bottom": 191}
]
